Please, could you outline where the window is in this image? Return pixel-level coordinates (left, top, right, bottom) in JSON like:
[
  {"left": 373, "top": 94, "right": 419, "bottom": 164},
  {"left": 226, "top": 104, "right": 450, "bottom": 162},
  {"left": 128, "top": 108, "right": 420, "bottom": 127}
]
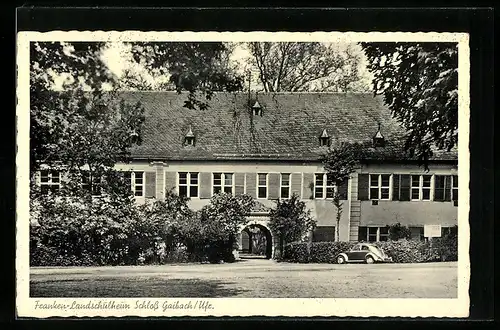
[
  {"left": 410, "top": 227, "right": 425, "bottom": 241},
  {"left": 213, "top": 173, "right": 233, "bottom": 195},
  {"left": 369, "top": 174, "right": 391, "bottom": 200},
  {"left": 82, "top": 172, "right": 101, "bottom": 196},
  {"left": 257, "top": 173, "right": 267, "bottom": 198},
  {"left": 178, "top": 172, "right": 198, "bottom": 198},
  {"left": 314, "top": 173, "right": 336, "bottom": 199},
  {"left": 40, "top": 170, "right": 60, "bottom": 195},
  {"left": 358, "top": 226, "right": 389, "bottom": 242},
  {"left": 452, "top": 175, "right": 458, "bottom": 201},
  {"left": 280, "top": 173, "right": 290, "bottom": 199},
  {"left": 124, "top": 171, "right": 145, "bottom": 197},
  {"left": 312, "top": 226, "right": 335, "bottom": 242},
  {"left": 411, "top": 174, "right": 432, "bottom": 201}
]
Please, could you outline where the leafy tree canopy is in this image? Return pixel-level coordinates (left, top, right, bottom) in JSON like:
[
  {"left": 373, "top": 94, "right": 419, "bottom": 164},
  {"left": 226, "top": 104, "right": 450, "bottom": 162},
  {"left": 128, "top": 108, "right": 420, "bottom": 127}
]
[
  {"left": 247, "top": 42, "right": 370, "bottom": 92},
  {"left": 361, "top": 42, "right": 458, "bottom": 165}
]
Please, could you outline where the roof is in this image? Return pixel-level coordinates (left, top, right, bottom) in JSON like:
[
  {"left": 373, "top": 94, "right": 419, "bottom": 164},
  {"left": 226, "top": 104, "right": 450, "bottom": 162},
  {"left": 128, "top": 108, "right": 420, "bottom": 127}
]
[{"left": 118, "top": 91, "right": 457, "bottom": 162}]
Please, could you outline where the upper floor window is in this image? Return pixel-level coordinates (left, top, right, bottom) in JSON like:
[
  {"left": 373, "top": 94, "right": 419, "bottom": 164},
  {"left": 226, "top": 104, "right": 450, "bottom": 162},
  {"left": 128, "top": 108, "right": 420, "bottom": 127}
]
[
  {"left": 258, "top": 173, "right": 268, "bottom": 199},
  {"left": 314, "top": 173, "right": 335, "bottom": 199},
  {"left": 358, "top": 226, "right": 389, "bottom": 242},
  {"left": 40, "top": 170, "right": 60, "bottom": 195},
  {"left": 370, "top": 174, "right": 391, "bottom": 200},
  {"left": 280, "top": 173, "right": 290, "bottom": 199},
  {"left": 411, "top": 174, "right": 432, "bottom": 201},
  {"left": 213, "top": 173, "right": 233, "bottom": 195},
  {"left": 125, "top": 171, "right": 145, "bottom": 197},
  {"left": 82, "top": 172, "right": 102, "bottom": 196},
  {"left": 178, "top": 172, "right": 198, "bottom": 198}
]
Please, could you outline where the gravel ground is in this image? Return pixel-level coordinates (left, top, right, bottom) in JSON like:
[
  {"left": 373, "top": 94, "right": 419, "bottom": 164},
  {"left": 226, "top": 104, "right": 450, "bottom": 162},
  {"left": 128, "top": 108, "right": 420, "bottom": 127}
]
[{"left": 30, "top": 259, "right": 458, "bottom": 298}]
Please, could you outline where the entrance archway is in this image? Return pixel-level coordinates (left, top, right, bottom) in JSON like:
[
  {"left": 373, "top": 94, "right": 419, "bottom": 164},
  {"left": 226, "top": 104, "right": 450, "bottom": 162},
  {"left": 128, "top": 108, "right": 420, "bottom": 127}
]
[{"left": 240, "top": 223, "right": 273, "bottom": 259}]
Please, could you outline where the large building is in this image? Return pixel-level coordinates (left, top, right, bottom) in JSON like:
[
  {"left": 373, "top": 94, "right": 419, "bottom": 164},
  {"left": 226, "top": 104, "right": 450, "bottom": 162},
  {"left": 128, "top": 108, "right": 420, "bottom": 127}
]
[{"left": 39, "top": 91, "right": 459, "bottom": 258}]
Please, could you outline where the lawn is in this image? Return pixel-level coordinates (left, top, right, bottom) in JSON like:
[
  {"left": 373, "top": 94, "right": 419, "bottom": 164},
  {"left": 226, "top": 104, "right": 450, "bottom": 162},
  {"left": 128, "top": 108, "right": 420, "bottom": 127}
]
[{"left": 30, "top": 259, "right": 458, "bottom": 298}]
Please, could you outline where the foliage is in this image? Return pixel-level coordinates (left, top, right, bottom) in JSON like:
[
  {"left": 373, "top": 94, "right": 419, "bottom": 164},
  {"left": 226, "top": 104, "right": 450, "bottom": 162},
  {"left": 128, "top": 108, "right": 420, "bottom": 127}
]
[
  {"left": 309, "top": 241, "right": 356, "bottom": 263},
  {"left": 321, "top": 142, "right": 365, "bottom": 184},
  {"left": 432, "top": 227, "right": 458, "bottom": 261},
  {"left": 128, "top": 42, "right": 244, "bottom": 109},
  {"left": 361, "top": 42, "right": 458, "bottom": 167},
  {"left": 198, "top": 193, "right": 255, "bottom": 263},
  {"left": 247, "top": 42, "right": 368, "bottom": 92},
  {"left": 387, "top": 223, "right": 412, "bottom": 241},
  {"left": 268, "top": 193, "right": 316, "bottom": 258},
  {"left": 282, "top": 242, "right": 310, "bottom": 263},
  {"left": 374, "top": 239, "right": 439, "bottom": 263}
]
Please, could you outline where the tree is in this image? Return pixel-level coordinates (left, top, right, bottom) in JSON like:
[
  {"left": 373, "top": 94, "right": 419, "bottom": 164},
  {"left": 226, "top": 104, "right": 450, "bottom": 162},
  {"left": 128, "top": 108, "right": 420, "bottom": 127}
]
[
  {"left": 247, "top": 42, "right": 368, "bottom": 92},
  {"left": 321, "top": 142, "right": 364, "bottom": 241},
  {"left": 361, "top": 42, "right": 458, "bottom": 167},
  {"left": 198, "top": 193, "right": 255, "bottom": 262},
  {"left": 387, "top": 223, "right": 411, "bottom": 241},
  {"left": 268, "top": 193, "right": 316, "bottom": 258},
  {"left": 128, "top": 42, "right": 244, "bottom": 109}
]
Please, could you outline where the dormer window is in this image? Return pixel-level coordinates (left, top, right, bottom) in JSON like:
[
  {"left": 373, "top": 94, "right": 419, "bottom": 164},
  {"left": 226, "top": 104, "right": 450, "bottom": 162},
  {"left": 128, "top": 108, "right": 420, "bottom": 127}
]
[
  {"left": 252, "top": 101, "right": 262, "bottom": 116},
  {"left": 184, "top": 126, "right": 195, "bottom": 146},
  {"left": 373, "top": 123, "right": 385, "bottom": 147},
  {"left": 319, "top": 129, "right": 331, "bottom": 147}
]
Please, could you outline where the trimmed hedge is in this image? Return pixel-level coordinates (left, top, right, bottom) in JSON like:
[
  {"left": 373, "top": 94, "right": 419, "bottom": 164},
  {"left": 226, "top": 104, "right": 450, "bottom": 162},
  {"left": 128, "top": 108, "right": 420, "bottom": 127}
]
[
  {"left": 282, "top": 237, "right": 457, "bottom": 264},
  {"left": 309, "top": 241, "right": 356, "bottom": 263},
  {"left": 283, "top": 242, "right": 310, "bottom": 263}
]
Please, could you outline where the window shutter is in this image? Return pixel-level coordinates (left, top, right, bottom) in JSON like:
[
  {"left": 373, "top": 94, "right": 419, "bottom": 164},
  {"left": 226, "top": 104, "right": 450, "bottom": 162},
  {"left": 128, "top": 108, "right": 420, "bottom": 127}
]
[
  {"left": 357, "top": 174, "right": 369, "bottom": 201},
  {"left": 234, "top": 173, "right": 245, "bottom": 195},
  {"left": 302, "top": 173, "right": 314, "bottom": 199},
  {"left": 399, "top": 174, "right": 411, "bottom": 201},
  {"left": 164, "top": 171, "right": 176, "bottom": 194},
  {"left": 337, "top": 179, "right": 348, "bottom": 200},
  {"left": 434, "top": 175, "right": 445, "bottom": 201},
  {"left": 392, "top": 174, "right": 400, "bottom": 201},
  {"left": 268, "top": 173, "right": 280, "bottom": 200},
  {"left": 290, "top": 173, "right": 302, "bottom": 198},
  {"left": 245, "top": 173, "right": 257, "bottom": 198},
  {"left": 444, "top": 175, "right": 452, "bottom": 201},
  {"left": 199, "top": 172, "right": 211, "bottom": 199},
  {"left": 145, "top": 172, "right": 156, "bottom": 198}
]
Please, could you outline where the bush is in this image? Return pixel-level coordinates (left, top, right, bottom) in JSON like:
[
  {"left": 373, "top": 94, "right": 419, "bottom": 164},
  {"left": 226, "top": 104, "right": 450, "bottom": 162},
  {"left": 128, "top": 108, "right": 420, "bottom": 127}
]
[
  {"left": 432, "top": 231, "right": 458, "bottom": 261},
  {"left": 309, "top": 241, "right": 356, "bottom": 263},
  {"left": 375, "top": 239, "right": 439, "bottom": 263},
  {"left": 387, "top": 223, "right": 411, "bottom": 241},
  {"left": 283, "top": 242, "right": 309, "bottom": 263}
]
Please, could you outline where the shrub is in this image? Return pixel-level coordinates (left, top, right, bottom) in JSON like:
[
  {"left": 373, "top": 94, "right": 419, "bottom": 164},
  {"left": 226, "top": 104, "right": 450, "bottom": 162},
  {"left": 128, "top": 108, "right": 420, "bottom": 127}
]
[
  {"left": 387, "top": 223, "right": 411, "bottom": 240},
  {"left": 283, "top": 242, "right": 309, "bottom": 263},
  {"left": 432, "top": 231, "right": 458, "bottom": 261},
  {"left": 375, "top": 239, "right": 438, "bottom": 263},
  {"left": 309, "top": 241, "right": 356, "bottom": 263}
]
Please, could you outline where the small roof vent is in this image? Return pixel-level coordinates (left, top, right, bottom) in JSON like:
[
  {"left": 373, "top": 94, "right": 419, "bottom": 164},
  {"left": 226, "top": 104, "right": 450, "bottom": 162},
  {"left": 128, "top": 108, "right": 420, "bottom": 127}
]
[
  {"left": 373, "top": 123, "right": 385, "bottom": 147},
  {"left": 184, "top": 126, "right": 195, "bottom": 146},
  {"left": 319, "top": 129, "right": 331, "bottom": 147},
  {"left": 252, "top": 101, "right": 262, "bottom": 116}
]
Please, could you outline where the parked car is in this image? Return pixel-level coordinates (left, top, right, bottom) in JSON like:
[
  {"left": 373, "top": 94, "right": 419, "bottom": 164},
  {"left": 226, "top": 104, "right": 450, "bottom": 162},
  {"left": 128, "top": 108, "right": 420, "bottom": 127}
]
[{"left": 337, "top": 243, "right": 393, "bottom": 264}]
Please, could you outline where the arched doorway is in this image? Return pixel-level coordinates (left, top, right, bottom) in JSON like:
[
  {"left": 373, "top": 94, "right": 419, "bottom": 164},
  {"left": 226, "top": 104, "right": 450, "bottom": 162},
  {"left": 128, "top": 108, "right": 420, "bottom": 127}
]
[{"left": 240, "top": 223, "right": 273, "bottom": 259}]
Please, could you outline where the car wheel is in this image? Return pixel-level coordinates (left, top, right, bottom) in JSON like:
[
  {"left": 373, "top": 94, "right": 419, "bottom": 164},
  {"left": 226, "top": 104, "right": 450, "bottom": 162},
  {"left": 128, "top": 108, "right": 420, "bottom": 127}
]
[
  {"left": 365, "top": 256, "right": 375, "bottom": 264},
  {"left": 337, "top": 255, "right": 346, "bottom": 264}
]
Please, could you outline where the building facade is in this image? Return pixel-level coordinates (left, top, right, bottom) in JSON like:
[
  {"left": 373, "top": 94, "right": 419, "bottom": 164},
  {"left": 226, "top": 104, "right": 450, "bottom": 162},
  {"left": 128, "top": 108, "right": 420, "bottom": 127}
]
[{"left": 38, "top": 91, "right": 458, "bottom": 258}]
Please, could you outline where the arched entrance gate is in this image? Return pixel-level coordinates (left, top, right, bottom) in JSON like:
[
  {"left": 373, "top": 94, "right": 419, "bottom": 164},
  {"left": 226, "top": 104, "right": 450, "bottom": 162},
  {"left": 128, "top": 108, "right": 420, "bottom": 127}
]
[{"left": 238, "top": 220, "right": 274, "bottom": 259}]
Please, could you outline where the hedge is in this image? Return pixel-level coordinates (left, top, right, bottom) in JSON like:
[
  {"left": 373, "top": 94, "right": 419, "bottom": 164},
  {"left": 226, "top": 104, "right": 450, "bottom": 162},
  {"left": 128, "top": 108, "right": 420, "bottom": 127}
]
[
  {"left": 309, "top": 241, "right": 356, "bottom": 263},
  {"left": 282, "top": 237, "right": 457, "bottom": 264}
]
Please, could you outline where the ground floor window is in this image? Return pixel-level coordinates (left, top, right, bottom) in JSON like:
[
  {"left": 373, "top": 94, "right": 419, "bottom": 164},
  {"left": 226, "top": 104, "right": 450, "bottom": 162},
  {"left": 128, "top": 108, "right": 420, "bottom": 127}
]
[
  {"left": 312, "top": 226, "right": 335, "bottom": 242},
  {"left": 358, "top": 226, "right": 389, "bottom": 242},
  {"left": 409, "top": 227, "right": 425, "bottom": 241}
]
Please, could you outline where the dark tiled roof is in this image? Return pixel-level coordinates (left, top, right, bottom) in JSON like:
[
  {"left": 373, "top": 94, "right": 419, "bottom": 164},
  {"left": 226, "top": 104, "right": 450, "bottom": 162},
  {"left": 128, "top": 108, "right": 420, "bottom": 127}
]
[{"left": 119, "top": 91, "right": 457, "bottom": 162}]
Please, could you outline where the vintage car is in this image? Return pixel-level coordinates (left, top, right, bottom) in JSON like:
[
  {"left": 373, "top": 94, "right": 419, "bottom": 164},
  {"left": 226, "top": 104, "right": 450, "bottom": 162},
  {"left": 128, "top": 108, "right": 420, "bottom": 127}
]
[{"left": 336, "top": 243, "right": 393, "bottom": 264}]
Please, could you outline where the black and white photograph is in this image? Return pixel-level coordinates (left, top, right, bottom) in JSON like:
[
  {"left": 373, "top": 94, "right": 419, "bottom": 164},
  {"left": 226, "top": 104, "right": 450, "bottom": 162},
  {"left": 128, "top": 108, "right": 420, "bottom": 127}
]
[{"left": 16, "top": 31, "right": 470, "bottom": 317}]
